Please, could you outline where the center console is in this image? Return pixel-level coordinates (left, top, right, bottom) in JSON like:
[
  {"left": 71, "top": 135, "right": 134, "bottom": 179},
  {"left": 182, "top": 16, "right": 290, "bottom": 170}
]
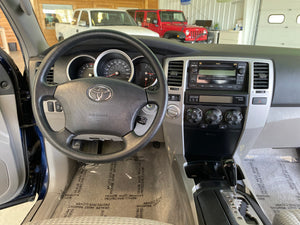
[
  {"left": 162, "top": 56, "right": 273, "bottom": 225},
  {"left": 184, "top": 60, "right": 249, "bottom": 162}
]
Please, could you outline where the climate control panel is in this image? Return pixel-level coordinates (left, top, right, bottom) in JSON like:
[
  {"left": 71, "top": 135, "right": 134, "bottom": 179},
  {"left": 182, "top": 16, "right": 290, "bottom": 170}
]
[{"left": 185, "top": 106, "right": 244, "bottom": 130}]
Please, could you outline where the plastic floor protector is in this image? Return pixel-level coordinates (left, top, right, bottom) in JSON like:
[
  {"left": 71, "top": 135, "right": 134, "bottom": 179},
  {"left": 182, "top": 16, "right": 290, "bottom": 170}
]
[
  {"left": 242, "top": 148, "right": 300, "bottom": 222},
  {"left": 52, "top": 144, "right": 194, "bottom": 225}
]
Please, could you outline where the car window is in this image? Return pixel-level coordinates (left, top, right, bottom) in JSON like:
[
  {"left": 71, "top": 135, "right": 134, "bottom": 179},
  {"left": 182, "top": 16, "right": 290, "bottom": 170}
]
[
  {"left": 136, "top": 12, "right": 144, "bottom": 24},
  {"left": 146, "top": 12, "right": 157, "bottom": 24},
  {"left": 90, "top": 11, "right": 136, "bottom": 26},
  {"left": 0, "top": 9, "right": 24, "bottom": 69},
  {"left": 71, "top": 11, "right": 80, "bottom": 25},
  {"left": 26, "top": 0, "right": 299, "bottom": 49},
  {"left": 79, "top": 11, "right": 89, "bottom": 26},
  {"left": 159, "top": 11, "right": 186, "bottom": 22}
]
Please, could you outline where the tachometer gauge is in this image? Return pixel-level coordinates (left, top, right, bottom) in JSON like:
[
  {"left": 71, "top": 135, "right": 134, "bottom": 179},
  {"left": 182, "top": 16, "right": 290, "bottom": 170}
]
[
  {"left": 94, "top": 49, "right": 134, "bottom": 82},
  {"left": 67, "top": 55, "right": 95, "bottom": 80},
  {"left": 78, "top": 62, "right": 94, "bottom": 78},
  {"left": 133, "top": 56, "right": 158, "bottom": 88}
]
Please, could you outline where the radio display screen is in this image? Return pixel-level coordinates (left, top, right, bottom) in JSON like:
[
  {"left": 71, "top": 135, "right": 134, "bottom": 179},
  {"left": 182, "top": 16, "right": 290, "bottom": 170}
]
[
  {"left": 198, "top": 69, "right": 236, "bottom": 76},
  {"left": 197, "top": 69, "right": 236, "bottom": 84}
]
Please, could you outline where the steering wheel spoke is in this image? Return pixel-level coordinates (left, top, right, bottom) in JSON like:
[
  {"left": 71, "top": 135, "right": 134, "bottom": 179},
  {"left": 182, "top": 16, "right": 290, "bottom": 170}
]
[
  {"left": 52, "top": 128, "right": 75, "bottom": 147},
  {"left": 146, "top": 89, "right": 162, "bottom": 105},
  {"left": 37, "top": 81, "right": 57, "bottom": 100}
]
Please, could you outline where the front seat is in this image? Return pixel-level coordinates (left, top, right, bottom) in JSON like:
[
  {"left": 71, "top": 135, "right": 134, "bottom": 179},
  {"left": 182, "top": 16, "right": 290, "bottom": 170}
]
[
  {"left": 24, "top": 216, "right": 173, "bottom": 225},
  {"left": 273, "top": 209, "right": 300, "bottom": 225}
]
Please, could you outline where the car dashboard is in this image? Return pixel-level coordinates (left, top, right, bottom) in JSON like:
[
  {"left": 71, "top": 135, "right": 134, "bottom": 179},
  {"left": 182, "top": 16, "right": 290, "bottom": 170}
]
[{"left": 28, "top": 36, "right": 300, "bottom": 168}]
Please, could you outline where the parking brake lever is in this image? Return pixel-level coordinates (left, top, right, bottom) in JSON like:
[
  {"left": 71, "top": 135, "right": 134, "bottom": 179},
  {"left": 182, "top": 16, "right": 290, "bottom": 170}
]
[{"left": 223, "top": 159, "right": 237, "bottom": 195}]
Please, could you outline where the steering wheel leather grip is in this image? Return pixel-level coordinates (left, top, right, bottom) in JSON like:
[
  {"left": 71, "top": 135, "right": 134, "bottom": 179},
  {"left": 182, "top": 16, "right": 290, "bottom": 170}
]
[{"left": 32, "top": 30, "right": 167, "bottom": 163}]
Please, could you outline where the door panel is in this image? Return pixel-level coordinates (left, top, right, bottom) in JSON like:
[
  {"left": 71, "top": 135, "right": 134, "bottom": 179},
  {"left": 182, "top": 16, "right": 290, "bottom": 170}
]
[
  {"left": 0, "top": 62, "right": 26, "bottom": 204},
  {"left": 0, "top": 49, "right": 43, "bottom": 209}
]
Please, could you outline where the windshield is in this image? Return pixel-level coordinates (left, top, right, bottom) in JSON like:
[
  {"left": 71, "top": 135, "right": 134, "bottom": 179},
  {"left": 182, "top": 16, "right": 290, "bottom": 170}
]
[
  {"left": 90, "top": 11, "right": 137, "bottom": 26},
  {"left": 159, "top": 11, "right": 186, "bottom": 22},
  {"left": 3, "top": 1, "right": 300, "bottom": 49}
]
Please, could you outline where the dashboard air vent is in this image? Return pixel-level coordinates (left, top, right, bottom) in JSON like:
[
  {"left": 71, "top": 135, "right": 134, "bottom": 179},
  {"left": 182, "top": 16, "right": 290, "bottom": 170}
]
[
  {"left": 167, "top": 61, "right": 184, "bottom": 87},
  {"left": 253, "top": 62, "right": 269, "bottom": 89},
  {"left": 35, "top": 62, "right": 56, "bottom": 85}
]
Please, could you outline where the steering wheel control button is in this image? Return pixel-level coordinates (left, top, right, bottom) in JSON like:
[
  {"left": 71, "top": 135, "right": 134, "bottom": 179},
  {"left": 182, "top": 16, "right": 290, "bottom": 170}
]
[
  {"left": 252, "top": 97, "right": 267, "bottom": 105},
  {"left": 55, "top": 102, "right": 63, "bottom": 112},
  {"left": 136, "top": 116, "right": 148, "bottom": 125},
  {"left": 47, "top": 101, "right": 54, "bottom": 112},
  {"left": 87, "top": 85, "right": 112, "bottom": 102}
]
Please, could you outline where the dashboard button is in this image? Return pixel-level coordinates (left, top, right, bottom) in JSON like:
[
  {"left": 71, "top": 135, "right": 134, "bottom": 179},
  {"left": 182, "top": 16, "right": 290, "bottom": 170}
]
[{"left": 252, "top": 97, "right": 267, "bottom": 105}]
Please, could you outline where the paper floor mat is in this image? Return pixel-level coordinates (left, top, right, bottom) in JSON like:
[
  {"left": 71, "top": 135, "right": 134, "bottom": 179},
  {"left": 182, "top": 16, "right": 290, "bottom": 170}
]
[
  {"left": 242, "top": 148, "right": 300, "bottom": 221},
  {"left": 52, "top": 144, "right": 193, "bottom": 225}
]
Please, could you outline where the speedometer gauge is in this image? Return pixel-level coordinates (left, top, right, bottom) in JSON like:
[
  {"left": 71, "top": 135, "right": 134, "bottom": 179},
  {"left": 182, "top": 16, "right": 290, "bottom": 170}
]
[
  {"left": 94, "top": 49, "right": 134, "bottom": 82},
  {"left": 102, "top": 58, "right": 131, "bottom": 81}
]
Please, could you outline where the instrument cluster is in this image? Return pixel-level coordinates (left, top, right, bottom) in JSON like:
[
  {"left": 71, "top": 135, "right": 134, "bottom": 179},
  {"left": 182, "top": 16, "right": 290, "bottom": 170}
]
[{"left": 66, "top": 49, "right": 158, "bottom": 88}]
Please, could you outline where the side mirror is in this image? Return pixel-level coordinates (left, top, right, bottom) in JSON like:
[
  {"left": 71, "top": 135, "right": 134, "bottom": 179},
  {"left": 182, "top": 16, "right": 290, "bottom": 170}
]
[
  {"left": 137, "top": 21, "right": 142, "bottom": 26},
  {"left": 79, "top": 20, "right": 87, "bottom": 27},
  {"left": 153, "top": 19, "right": 158, "bottom": 24}
]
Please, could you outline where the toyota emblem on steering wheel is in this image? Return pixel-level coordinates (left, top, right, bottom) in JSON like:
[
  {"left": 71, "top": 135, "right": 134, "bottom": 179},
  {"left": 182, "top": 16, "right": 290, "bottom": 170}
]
[{"left": 87, "top": 85, "right": 113, "bottom": 102}]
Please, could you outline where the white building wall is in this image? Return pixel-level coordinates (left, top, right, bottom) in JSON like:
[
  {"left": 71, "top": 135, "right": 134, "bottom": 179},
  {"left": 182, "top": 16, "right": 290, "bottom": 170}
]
[{"left": 159, "top": 0, "right": 244, "bottom": 31}]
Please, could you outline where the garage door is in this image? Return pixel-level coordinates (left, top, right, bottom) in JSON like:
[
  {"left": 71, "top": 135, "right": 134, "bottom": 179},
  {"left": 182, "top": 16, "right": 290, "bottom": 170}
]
[{"left": 255, "top": 0, "right": 300, "bottom": 48}]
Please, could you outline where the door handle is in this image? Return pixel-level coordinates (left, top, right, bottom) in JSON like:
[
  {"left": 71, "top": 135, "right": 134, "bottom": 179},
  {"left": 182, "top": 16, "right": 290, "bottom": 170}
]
[{"left": 76, "top": 29, "right": 79, "bottom": 32}]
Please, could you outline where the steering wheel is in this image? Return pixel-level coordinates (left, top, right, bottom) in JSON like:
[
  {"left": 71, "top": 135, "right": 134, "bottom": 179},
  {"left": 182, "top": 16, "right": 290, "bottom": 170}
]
[{"left": 32, "top": 30, "right": 167, "bottom": 163}]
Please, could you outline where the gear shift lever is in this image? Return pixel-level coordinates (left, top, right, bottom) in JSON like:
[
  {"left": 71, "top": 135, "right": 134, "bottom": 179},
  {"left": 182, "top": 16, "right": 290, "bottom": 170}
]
[{"left": 223, "top": 159, "right": 237, "bottom": 194}]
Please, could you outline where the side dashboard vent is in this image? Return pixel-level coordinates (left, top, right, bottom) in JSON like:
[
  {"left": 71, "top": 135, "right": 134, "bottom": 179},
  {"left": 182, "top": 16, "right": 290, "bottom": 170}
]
[
  {"left": 35, "top": 62, "right": 56, "bottom": 85},
  {"left": 253, "top": 62, "right": 269, "bottom": 89},
  {"left": 167, "top": 60, "right": 184, "bottom": 87}
]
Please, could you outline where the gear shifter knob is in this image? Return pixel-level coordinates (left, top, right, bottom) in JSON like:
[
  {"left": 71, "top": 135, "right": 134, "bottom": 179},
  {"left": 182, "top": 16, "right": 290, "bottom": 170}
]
[{"left": 223, "top": 159, "right": 237, "bottom": 194}]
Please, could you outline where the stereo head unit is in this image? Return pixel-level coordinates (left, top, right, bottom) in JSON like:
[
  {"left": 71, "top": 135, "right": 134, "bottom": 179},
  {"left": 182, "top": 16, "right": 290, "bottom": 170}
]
[{"left": 188, "top": 61, "right": 248, "bottom": 91}]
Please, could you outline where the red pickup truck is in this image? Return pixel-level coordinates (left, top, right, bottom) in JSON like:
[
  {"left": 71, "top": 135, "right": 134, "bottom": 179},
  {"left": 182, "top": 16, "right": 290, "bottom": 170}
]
[{"left": 127, "top": 9, "right": 208, "bottom": 43}]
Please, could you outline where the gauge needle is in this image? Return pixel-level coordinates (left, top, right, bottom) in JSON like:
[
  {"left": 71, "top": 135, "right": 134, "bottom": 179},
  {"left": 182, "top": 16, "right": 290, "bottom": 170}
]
[{"left": 108, "top": 71, "right": 119, "bottom": 77}]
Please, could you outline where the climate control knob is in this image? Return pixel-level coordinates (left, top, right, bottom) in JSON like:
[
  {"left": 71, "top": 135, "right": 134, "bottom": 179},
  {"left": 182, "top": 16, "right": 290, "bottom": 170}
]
[
  {"left": 205, "top": 108, "right": 223, "bottom": 125},
  {"left": 186, "top": 108, "right": 202, "bottom": 124},
  {"left": 225, "top": 110, "right": 243, "bottom": 125}
]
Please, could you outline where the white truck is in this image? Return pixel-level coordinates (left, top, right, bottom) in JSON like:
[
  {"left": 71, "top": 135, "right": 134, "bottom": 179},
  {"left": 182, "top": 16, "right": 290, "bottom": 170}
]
[{"left": 55, "top": 8, "right": 159, "bottom": 41}]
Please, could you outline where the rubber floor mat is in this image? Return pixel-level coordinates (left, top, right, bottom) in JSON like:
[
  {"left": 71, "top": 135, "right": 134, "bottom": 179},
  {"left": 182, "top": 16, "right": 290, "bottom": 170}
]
[
  {"left": 52, "top": 144, "right": 194, "bottom": 225},
  {"left": 242, "top": 148, "right": 300, "bottom": 221}
]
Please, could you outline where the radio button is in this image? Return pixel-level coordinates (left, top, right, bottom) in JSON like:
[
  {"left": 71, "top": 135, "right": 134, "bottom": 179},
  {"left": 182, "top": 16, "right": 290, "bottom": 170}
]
[{"left": 238, "top": 68, "right": 245, "bottom": 74}]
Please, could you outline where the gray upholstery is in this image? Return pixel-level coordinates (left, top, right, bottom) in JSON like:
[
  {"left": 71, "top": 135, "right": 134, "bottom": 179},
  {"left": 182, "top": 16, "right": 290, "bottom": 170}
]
[
  {"left": 273, "top": 209, "right": 300, "bottom": 225},
  {"left": 24, "top": 216, "right": 173, "bottom": 225}
]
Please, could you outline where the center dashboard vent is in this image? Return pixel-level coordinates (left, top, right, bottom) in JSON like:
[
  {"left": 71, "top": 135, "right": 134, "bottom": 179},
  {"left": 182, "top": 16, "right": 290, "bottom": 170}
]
[
  {"left": 167, "top": 60, "right": 184, "bottom": 87},
  {"left": 253, "top": 62, "right": 269, "bottom": 89}
]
